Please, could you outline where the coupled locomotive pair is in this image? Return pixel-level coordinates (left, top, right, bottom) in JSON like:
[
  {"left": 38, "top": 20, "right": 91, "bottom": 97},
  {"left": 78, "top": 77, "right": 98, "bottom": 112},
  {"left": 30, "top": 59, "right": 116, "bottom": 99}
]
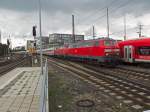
[{"left": 43, "top": 37, "right": 150, "bottom": 66}]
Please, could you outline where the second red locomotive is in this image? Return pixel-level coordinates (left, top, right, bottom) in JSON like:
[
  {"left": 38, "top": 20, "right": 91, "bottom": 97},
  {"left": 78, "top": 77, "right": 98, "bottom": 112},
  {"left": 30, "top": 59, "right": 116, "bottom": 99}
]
[{"left": 118, "top": 37, "right": 150, "bottom": 64}]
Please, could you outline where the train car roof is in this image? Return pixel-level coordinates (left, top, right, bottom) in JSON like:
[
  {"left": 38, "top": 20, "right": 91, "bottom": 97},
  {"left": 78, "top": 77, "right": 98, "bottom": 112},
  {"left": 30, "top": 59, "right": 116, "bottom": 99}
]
[{"left": 118, "top": 37, "right": 150, "bottom": 46}]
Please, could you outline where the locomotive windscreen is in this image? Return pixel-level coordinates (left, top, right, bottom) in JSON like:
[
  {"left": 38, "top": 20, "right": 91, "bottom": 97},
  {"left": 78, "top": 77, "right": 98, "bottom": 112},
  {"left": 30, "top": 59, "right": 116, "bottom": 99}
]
[{"left": 104, "top": 40, "right": 117, "bottom": 46}]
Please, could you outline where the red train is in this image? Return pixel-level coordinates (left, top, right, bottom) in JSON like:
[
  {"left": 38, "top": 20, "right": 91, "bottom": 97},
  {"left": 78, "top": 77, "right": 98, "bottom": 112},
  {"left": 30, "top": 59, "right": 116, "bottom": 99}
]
[
  {"left": 42, "top": 37, "right": 150, "bottom": 66},
  {"left": 118, "top": 37, "right": 150, "bottom": 63},
  {"left": 46, "top": 38, "right": 120, "bottom": 66}
]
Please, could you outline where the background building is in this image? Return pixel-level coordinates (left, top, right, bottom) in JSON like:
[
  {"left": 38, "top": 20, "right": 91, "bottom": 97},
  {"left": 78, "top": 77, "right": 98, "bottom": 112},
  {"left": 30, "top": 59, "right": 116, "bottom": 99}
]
[
  {"left": 13, "top": 46, "right": 25, "bottom": 51},
  {"left": 49, "top": 33, "right": 84, "bottom": 49},
  {"left": 36, "top": 36, "right": 49, "bottom": 49},
  {"left": 27, "top": 34, "right": 84, "bottom": 50},
  {"left": 26, "top": 40, "right": 35, "bottom": 51},
  {"left": 0, "top": 43, "right": 8, "bottom": 57}
]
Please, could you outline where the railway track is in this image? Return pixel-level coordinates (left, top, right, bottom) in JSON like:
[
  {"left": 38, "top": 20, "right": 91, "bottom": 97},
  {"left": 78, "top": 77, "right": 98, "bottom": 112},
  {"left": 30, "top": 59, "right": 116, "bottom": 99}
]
[
  {"left": 81, "top": 65, "right": 150, "bottom": 86},
  {"left": 50, "top": 57, "right": 150, "bottom": 84},
  {"left": 0, "top": 57, "right": 28, "bottom": 76},
  {"left": 48, "top": 58, "right": 150, "bottom": 111},
  {"left": 0, "top": 56, "right": 26, "bottom": 66},
  {"left": 113, "top": 68, "right": 150, "bottom": 79}
]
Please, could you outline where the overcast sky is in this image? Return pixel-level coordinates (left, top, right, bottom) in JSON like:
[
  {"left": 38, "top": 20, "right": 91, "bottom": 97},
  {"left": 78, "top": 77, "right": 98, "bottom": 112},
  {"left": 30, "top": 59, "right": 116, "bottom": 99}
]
[{"left": 0, "top": 0, "right": 150, "bottom": 47}]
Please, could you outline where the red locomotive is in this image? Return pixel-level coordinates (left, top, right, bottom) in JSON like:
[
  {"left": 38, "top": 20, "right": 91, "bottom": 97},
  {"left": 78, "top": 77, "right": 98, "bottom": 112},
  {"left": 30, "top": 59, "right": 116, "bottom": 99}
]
[
  {"left": 118, "top": 37, "right": 150, "bottom": 63},
  {"left": 48, "top": 38, "right": 120, "bottom": 66}
]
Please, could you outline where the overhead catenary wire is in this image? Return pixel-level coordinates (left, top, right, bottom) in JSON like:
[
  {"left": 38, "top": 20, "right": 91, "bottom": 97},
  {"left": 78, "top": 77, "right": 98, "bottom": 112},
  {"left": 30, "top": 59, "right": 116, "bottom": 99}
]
[
  {"left": 76, "top": 0, "right": 118, "bottom": 24},
  {"left": 93, "top": 0, "right": 133, "bottom": 25},
  {"left": 65, "top": 0, "right": 125, "bottom": 30},
  {"left": 110, "top": 26, "right": 138, "bottom": 38},
  {"left": 81, "top": 0, "right": 134, "bottom": 38},
  {"left": 78, "top": 0, "right": 132, "bottom": 27},
  {"left": 62, "top": 0, "right": 120, "bottom": 28},
  {"left": 43, "top": 0, "right": 141, "bottom": 40},
  {"left": 53, "top": 0, "right": 135, "bottom": 36}
]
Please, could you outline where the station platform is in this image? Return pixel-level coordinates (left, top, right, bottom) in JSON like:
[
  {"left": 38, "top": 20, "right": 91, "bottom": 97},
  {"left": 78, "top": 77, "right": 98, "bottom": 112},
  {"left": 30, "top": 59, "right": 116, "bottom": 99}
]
[{"left": 0, "top": 67, "right": 42, "bottom": 112}]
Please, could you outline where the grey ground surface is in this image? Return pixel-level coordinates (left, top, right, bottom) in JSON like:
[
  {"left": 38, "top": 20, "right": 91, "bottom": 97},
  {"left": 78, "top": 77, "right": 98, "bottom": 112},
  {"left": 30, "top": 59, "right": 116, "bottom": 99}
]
[{"left": 48, "top": 63, "right": 138, "bottom": 112}]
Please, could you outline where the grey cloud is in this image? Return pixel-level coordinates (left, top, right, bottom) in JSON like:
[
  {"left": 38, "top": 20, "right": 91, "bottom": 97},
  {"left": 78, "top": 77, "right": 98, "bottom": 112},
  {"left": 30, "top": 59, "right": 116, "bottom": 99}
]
[
  {"left": 0, "top": 0, "right": 150, "bottom": 21},
  {"left": 0, "top": 0, "right": 150, "bottom": 42},
  {"left": 0, "top": 0, "right": 38, "bottom": 12},
  {"left": 0, "top": 0, "right": 150, "bottom": 14}
]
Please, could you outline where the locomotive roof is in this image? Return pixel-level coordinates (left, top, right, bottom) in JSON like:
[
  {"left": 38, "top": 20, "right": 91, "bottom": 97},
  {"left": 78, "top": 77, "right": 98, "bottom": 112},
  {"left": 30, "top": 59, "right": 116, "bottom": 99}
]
[
  {"left": 119, "top": 37, "right": 150, "bottom": 46},
  {"left": 61, "top": 38, "right": 116, "bottom": 48},
  {"left": 78, "top": 37, "right": 115, "bottom": 42}
]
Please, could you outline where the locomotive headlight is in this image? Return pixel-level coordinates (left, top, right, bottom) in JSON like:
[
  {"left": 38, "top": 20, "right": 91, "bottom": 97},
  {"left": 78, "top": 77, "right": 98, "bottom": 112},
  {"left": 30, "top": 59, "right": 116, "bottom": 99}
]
[
  {"left": 105, "top": 49, "right": 112, "bottom": 52},
  {"left": 114, "top": 49, "right": 120, "bottom": 52},
  {"left": 105, "top": 53, "right": 109, "bottom": 56}
]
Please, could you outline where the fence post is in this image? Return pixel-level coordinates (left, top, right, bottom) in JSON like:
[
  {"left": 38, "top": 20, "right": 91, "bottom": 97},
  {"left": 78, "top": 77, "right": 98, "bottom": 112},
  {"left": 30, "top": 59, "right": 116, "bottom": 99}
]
[{"left": 39, "top": 58, "right": 49, "bottom": 112}]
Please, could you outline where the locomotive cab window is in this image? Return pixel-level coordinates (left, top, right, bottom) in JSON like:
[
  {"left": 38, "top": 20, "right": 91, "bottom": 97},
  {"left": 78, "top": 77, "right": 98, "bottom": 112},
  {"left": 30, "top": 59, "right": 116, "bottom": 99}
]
[
  {"left": 138, "top": 47, "right": 150, "bottom": 56},
  {"left": 104, "top": 40, "right": 116, "bottom": 46}
]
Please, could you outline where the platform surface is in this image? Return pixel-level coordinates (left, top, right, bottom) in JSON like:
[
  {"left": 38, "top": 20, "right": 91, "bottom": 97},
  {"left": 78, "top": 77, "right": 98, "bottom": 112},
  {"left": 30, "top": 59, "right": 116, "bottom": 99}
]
[{"left": 0, "top": 67, "right": 42, "bottom": 112}]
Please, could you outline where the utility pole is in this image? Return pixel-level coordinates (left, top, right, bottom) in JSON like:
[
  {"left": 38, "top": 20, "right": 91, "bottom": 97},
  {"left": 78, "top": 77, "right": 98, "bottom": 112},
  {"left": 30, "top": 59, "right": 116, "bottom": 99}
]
[
  {"left": 107, "top": 8, "right": 110, "bottom": 38},
  {"left": 124, "top": 14, "right": 127, "bottom": 40},
  {"left": 0, "top": 30, "right": 1, "bottom": 43},
  {"left": 38, "top": 0, "right": 43, "bottom": 74},
  {"left": 137, "top": 24, "right": 143, "bottom": 38},
  {"left": 92, "top": 25, "right": 95, "bottom": 39},
  {"left": 72, "top": 15, "right": 75, "bottom": 43}
]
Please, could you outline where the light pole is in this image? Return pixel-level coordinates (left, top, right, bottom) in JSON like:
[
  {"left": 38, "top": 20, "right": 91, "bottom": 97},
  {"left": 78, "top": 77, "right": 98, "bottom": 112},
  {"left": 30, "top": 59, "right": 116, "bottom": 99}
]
[
  {"left": 107, "top": 8, "right": 110, "bottom": 38},
  {"left": 38, "top": 0, "right": 43, "bottom": 74},
  {"left": 0, "top": 30, "right": 1, "bottom": 43},
  {"left": 124, "top": 14, "right": 127, "bottom": 40},
  {"left": 72, "top": 15, "right": 75, "bottom": 43}
]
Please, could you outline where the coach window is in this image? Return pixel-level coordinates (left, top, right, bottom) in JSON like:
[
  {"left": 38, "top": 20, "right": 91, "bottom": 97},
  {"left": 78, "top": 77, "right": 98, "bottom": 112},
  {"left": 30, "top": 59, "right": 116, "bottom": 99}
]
[
  {"left": 138, "top": 47, "right": 150, "bottom": 55},
  {"left": 129, "top": 48, "right": 132, "bottom": 58},
  {"left": 125, "top": 48, "right": 128, "bottom": 58}
]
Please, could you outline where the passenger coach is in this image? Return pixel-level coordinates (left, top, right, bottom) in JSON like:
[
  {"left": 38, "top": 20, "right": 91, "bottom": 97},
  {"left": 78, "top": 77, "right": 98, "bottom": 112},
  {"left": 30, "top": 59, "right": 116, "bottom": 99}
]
[{"left": 118, "top": 38, "right": 150, "bottom": 63}]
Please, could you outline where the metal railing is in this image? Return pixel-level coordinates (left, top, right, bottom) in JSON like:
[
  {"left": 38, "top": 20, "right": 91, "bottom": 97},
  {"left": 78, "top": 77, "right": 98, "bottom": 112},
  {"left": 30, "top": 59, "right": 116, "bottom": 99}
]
[{"left": 39, "top": 58, "right": 49, "bottom": 112}]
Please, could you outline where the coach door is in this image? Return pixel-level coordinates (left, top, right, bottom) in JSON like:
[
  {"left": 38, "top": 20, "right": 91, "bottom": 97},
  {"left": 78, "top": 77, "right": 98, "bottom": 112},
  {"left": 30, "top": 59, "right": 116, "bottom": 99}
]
[{"left": 124, "top": 46, "right": 133, "bottom": 63}]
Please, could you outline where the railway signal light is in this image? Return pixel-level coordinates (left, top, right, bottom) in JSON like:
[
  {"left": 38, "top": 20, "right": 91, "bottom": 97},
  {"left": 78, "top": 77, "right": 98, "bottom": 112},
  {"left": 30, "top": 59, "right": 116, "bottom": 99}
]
[
  {"left": 32, "top": 26, "right": 37, "bottom": 37},
  {"left": 7, "top": 39, "right": 10, "bottom": 46},
  {"left": 34, "top": 42, "right": 36, "bottom": 47}
]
